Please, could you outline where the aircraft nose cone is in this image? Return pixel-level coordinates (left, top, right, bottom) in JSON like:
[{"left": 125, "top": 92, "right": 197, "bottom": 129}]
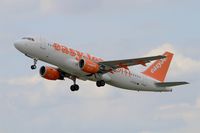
[{"left": 14, "top": 40, "right": 23, "bottom": 51}]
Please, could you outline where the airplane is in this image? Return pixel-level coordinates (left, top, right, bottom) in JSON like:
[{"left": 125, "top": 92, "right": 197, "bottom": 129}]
[{"left": 14, "top": 37, "right": 189, "bottom": 92}]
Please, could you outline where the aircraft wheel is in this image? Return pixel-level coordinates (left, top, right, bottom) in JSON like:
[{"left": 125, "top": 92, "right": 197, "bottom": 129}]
[
  {"left": 100, "top": 80, "right": 105, "bottom": 86},
  {"left": 96, "top": 80, "right": 105, "bottom": 87},
  {"left": 31, "top": 65, "right": 37, "bottom": 70},
  {"left": 96, "top": 81, "right": 101, "bottom": 87},
  {"left": 74, "top": 84, "right": 79, "bottom": 91},
  {"left": 70, "top": 84, "right": 79, "bottom": 91},
  {"left": 70, "top": 85, "right": 75, "bottom": 91}
]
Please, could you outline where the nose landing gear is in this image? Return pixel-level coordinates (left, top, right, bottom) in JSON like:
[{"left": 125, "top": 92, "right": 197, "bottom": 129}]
[{"left": 31, "top": 59, "right": 38, "bottom": 70}]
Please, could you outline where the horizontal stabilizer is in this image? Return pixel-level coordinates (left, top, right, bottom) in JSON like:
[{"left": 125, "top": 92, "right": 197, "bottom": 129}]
[{"left": 155, "top": 82, "right": 189, "bottom": 87}]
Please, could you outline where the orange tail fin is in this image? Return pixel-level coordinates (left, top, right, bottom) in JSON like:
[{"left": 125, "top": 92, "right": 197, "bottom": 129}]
[{"left": 142, "top": 52, "right": 174, "bottom": 82}]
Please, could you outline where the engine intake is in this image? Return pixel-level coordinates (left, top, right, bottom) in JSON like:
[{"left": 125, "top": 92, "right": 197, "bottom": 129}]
[
  {"left": 79, "top": 59, "right": 100, "bottom": 73},
  {"left": 40, "top": 66, "right": 64, "bottom": 80}
]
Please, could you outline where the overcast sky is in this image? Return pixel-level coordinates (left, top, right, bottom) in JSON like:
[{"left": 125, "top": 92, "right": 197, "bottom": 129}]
[{"left": 0, "top": 0, "right": 200, "bottom": 133}]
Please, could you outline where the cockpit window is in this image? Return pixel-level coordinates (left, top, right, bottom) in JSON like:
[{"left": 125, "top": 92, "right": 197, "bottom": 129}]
[{"left": 22, "top": 37, "right": 35, "bottom": 41}]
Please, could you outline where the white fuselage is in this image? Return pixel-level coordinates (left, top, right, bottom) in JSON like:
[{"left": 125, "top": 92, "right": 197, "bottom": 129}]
[{"left": 14, "top": 38, "right": 172, "bottom": 92}]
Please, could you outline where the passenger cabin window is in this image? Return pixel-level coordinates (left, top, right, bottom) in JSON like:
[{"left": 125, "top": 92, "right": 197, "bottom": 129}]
[{"left": 22, "top": 37, "right": 35, "bottom": 41}]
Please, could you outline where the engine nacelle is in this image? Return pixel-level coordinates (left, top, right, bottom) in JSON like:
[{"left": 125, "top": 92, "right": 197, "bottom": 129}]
[
  {"left": 79, "top": 59, "right": 100, "bottom": 73},
  {"left": 39, "top": 66, "right": 63, "bottom": 80}
]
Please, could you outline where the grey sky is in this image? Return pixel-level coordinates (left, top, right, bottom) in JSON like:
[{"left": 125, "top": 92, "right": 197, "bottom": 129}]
[{"left": 0, "top": 0, "right": 200, "bottom": 133}]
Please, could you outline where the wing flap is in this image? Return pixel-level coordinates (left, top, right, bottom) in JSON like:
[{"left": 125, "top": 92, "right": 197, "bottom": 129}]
[{"left": 155, "top": 82, "right": 189, "bottom": 87}]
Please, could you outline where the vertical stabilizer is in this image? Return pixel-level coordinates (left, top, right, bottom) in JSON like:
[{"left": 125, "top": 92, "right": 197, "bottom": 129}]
[{"left": 142, "top": 52, "right": 174, "bottom": 82}]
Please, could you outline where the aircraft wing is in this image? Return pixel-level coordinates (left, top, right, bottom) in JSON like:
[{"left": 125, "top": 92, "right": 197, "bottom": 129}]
[{"left": 98, "top": 55, "right": 166, "bottom": 71}]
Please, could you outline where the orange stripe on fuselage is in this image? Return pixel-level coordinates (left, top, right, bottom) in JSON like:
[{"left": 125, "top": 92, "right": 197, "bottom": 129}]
[
  {"left": 52, "top": 43, "right": 103, "bottom": 62},
  {"left": 52, "top": 43, "right": 140, "bottom": 78}
]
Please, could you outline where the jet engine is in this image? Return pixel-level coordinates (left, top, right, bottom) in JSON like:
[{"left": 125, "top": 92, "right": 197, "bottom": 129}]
[
  {"left": 79, "top": 59, "right": 100, "bottom": 73},
  {"left": 39, "top": 66, "right": 64, "bottom": 80}
]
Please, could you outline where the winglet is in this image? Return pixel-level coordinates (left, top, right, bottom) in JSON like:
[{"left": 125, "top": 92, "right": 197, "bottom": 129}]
[{"left": 142, "top": 52, "right": 174, "bottom": 82}]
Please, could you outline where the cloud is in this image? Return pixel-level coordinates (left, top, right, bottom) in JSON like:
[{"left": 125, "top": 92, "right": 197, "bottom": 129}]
[
  {"left": 39, "top": 0, "right": 103, "bottom": 15},
  {"left": 3, "top": 75, "right": 41, "bottom": 86},
  {"left": 0, "top": 0, "right": 38, "bottom": 15},
  {"left": 39, "top": 0, "right": 172, "bottom": 15},
  {"left": 0, "top": 0, "right": 193, "bottom": 18},
  {"left": 157, "top": 97, "right": 200, "bottom": 133},
  {"left": 0, "top": 75, "right": 62, "bottom": 106},
  {"left": 0, "top": 73, "right": 116, "bottom": 108},
  {"left": 144, "top": 43, "right": 200, "bottom": 78},
  {"left": 4, "top": 74, "right": 113, "bottom": 96},
  {"left": 39, "top": 0, "right": 56, "bottom": 14}
]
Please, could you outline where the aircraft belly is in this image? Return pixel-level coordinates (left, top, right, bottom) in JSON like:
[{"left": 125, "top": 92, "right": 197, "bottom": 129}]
[
  {"left": 107, "top": 73, "right": 168, "bottom": 92},
  {"left": 107, "top": 73, "right": 140, "bottom": 91}
]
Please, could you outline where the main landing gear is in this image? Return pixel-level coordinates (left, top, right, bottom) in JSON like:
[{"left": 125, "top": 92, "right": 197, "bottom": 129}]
[
  {"left": 69, "top": 77, "right": 106, "bottom": 91},
  {"left": 31, "top": 59, "right": 38, "bottom": 70},
  {"left": 96, "top": 80, "right": 105, "bottom": 87},
  {"left": 70, "top": 77, "right": 79, "bottom": 91}
]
